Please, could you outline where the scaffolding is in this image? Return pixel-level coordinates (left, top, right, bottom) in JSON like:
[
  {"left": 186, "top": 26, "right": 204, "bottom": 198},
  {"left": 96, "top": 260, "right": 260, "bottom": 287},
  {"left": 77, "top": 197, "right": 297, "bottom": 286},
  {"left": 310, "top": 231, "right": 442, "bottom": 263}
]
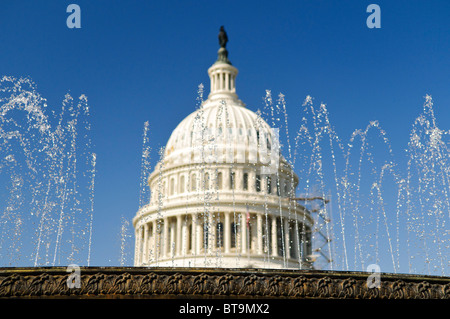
[{"left": 291, "top": 196, "right": 333, "bottom": 270}]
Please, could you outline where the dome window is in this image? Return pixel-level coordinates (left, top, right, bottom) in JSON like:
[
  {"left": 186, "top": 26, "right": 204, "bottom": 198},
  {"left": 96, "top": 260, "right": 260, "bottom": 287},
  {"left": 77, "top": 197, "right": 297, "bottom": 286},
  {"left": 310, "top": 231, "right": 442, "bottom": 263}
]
[
  {"left": 266, "top": 176, "right": 272, "bottom": 194},
  {"left": 243, "top": 173, "right": 248, "bottom": 190},
  {"left": 229, "top": 171, "right": 235, "bottom": 189},
  {"left": 256, "top": 175, "right": 261, "bottom": 192}
]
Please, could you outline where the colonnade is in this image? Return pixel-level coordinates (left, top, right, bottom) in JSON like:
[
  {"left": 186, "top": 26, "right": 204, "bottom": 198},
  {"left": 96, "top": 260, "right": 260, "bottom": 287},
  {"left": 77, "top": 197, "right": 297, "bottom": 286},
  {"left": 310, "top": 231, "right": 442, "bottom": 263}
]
[
  {"left": 209, "top": 68, "right": 236, "bottom": 93},
  {"left": 135, "top": 211, "right": 311, "bottom": 265}
]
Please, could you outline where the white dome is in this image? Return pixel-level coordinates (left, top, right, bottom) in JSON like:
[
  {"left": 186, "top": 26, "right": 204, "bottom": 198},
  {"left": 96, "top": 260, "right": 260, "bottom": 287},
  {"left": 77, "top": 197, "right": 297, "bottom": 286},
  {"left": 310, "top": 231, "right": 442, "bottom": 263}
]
[
  {"left": 133, "top": 35, "right": 313, "bottom": 269},
  {"left": 164, "top": 100, "right": 277, "bottom": 167}
]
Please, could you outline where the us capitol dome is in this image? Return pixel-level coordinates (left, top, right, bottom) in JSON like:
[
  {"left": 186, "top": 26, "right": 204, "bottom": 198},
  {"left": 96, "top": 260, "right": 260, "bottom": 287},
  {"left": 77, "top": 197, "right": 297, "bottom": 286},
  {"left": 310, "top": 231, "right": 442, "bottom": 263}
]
[{"left": 133, "top": 27, "right": 314, "bottom": 269}]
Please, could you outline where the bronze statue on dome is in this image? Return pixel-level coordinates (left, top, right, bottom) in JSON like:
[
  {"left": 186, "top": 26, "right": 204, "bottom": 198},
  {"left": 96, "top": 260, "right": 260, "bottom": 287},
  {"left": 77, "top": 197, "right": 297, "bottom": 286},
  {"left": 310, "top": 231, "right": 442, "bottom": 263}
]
[
  {"left": 218, "top": 26, "right": 228, "bottom": 48},
  {"left": 216, "top": 26, "right": 231, "bottom": 64}
]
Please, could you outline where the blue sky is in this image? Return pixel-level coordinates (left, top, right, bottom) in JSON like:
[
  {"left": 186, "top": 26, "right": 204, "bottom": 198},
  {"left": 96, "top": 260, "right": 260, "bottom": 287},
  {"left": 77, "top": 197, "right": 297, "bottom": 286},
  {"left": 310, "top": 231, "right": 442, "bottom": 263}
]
[{"left": 1, "top": 0, "right": 449, "bottom": 269}]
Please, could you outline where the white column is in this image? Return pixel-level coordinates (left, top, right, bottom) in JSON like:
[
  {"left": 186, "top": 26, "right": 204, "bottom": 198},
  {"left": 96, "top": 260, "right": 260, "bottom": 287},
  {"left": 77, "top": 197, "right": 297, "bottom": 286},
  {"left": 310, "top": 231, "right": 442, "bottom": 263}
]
[
  {"left": 148, "top": 221, "right": 154, "bottom": 262},
  {"left": 257, "top": 213, "right": 263, "bottom": 254},
  {"left": 241, "top": 212, "right": 247, "bottom": 254},
  {"left": 271, "top": 217, "right": 278, "bottom": 257},
  {"left": 224, "top": 170, "right": 230, "bottom": 190},
  {"left": 177, "top": 215, "right": 182, "bottom": 256},
  {"left": 181, "top": 216, "right": 187, "bottom": 256},
  {"left": 225, "top": 73, "right": 229, "bottom": 90},
  {"left": 170, "top": 219, "right": 176, "bottom": 257},
  {"left": 155, "top": 220, "right": 161, "bottom": 260},
  {"left": 208, "top": 213, "right": 214, "bottom": 253},
  {"left": 195, "top": 214, "right": 202, "bottom": 255},
  {"left": 163, "top": 217, "right": 169, "bottom": 258},
  {"left": 235, "top": 213, "right": 241, "bottom": 252},
  {"left": 143, "top": 223, "right": 149, "bottom": 263},
  {"left": 249, "top": 171, "right": 256, "bottom": 192},
  {"left": 191, "top": 214, "right": 196, "bottom": 254},
  {"left": 236, "top": 170, "right": 243, "bottom": 190},
  {"left": 261, "top": 175, "right": 267, "bottom": 193},
  {"left": 284, "top": 218, "right": 290, "bottom": 259},
  {"left": 224, "top": 212, "right": 230, "bottom": 254},
  {"left": 150, "top": 220, "right": 158, "bottom": 258}
]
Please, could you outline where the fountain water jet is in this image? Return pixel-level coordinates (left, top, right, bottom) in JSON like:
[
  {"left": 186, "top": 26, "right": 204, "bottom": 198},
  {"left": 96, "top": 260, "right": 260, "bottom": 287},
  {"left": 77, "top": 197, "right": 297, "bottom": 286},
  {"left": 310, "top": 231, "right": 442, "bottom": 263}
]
[
  {"left": 137, "top": 83, "right": 449, "bottom": 276},
  {"left": 261, "top": 92, "right": 449, "bottom": 276},
  {"left": 0, "top": 76, "right": 96, "bottom": 267}
]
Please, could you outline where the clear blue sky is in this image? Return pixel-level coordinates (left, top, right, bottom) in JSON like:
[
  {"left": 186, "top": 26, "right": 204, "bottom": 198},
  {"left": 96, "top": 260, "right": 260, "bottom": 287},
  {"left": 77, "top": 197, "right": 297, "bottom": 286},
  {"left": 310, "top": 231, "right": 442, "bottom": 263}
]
[{"left": 1, "top": 0, "right": 449, "bottom": 269}]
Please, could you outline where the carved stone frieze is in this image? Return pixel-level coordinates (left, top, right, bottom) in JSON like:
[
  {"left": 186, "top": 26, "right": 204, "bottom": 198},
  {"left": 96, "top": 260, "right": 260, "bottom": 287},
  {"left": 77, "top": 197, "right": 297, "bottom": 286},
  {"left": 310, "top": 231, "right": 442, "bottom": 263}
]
[{"left": 0, "top": 267, "right": 448, "bottom": 299}]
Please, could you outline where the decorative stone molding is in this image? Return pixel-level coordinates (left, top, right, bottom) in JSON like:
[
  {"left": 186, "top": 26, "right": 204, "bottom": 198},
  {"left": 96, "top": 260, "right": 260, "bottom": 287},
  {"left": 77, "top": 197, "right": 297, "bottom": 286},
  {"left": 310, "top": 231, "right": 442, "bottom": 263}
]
[{"left": 0, "top": 267, "right": 448, "bottom": 299}]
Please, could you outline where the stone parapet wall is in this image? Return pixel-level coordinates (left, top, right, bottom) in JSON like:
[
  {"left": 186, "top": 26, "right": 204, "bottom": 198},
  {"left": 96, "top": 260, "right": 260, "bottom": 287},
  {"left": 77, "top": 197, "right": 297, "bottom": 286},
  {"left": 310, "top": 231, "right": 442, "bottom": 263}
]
[{"left": 0, "top": 267, "right": 449, "bottom": 299}]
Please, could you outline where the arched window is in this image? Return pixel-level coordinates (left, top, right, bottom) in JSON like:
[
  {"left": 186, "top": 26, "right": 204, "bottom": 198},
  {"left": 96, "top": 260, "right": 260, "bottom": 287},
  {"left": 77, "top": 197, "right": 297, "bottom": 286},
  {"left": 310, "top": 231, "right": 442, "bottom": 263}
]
[
  {"left": 243, "top": 173, "right": 248, "bottom": 190},
  {"left": 229, "top": 171, "right": 235, "bottom": 190},
  {"left": 266, "top": 176, "right": 272, "bottom": 194},
  {"left": 256, "top": 175, "right": 261, "bottom": 192}
]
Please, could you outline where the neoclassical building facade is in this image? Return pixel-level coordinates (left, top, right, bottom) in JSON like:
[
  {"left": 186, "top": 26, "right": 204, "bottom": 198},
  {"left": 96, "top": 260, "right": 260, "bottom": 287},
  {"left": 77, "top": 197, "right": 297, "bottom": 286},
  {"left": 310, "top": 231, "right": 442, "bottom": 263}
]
[{"left": 133, "top": 28, "right": 314, "bottom": 269}]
